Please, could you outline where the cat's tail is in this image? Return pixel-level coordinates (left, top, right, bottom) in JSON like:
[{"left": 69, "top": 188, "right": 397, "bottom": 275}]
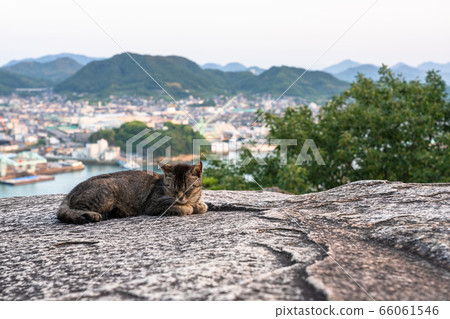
[{"left": 57, "top": 197, "right": 102, "bottom": 224}]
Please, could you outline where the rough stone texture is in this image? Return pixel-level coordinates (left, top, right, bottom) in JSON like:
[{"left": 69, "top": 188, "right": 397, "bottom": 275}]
[{"left": 0, "top": 180, "right": 448, "bottom": 301}]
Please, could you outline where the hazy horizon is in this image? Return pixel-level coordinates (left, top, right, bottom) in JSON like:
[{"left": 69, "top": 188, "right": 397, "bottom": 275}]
[
  {"left": 3, "top": 52, "right": 450, "bottom": 71},
  {"left": 1, "top": 0, "right": 449, "bottom": 69}
]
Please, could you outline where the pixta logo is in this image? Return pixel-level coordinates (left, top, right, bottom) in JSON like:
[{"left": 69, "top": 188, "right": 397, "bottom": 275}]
[{"left": 126, "top": 129, "right": 172, "bottom": 174}]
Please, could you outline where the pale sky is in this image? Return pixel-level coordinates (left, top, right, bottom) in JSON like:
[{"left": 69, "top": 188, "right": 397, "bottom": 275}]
[{"left": 1, "top": 0, "right": 449, "bottom": 69}]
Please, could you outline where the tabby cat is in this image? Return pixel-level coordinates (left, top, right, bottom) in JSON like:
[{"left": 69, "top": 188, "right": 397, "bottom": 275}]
[{"left": 57, "top": 162, "right": 207, "bottom": 224}]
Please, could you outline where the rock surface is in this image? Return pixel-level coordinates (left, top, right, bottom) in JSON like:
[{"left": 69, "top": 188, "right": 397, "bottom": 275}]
[{"left": 0, "top": 180, "right": 448, "bottom": 300}]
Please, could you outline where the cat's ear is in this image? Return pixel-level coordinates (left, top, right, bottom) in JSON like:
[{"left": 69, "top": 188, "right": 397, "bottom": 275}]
[
  {"left": 159, "top": 163, "right": 173, "bottom": 175},
  {"left": 190, "top": 161, "right": 202, "bottom": 178}
]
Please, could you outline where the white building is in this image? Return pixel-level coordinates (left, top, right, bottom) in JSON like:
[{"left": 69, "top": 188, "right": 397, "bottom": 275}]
[
  {"left": 97, "top": 138, "right": 108, "bottom": 155},
  {"left": 99, "top": 147, "right": 121, "bottom": 161},
  {"left": 76, "top": 139, "right": 120, "bottom": 161},
  {"left": 24, "top": 135, "right": 38, "bottom": 145},
  {"left": 86, "top": 143, "right": 99, "bottom": 158},
  {"left": 12, "top": 124, "right": 28, "bottom": 142}
]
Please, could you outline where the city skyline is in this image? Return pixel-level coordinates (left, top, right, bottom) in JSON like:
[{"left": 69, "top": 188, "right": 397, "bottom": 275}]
[{"left": 1, "top": 0, "right": 449, "bottom": 69}]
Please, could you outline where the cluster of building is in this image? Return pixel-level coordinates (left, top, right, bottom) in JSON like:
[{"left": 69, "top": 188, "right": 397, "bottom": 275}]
[
  {"left": 0, "top": 91, "right": 315, "bottom": 161},
  {"left": 72, "top": 139, "right": 120, "bottom": 161}
]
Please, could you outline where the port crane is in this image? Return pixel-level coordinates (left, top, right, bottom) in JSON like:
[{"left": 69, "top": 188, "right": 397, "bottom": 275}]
[
  {"left": 0, "top": 152, "right": 47, "bottom": 177},
  {"left": 0, "top": 116, "right": 7, "bottom": 133}
]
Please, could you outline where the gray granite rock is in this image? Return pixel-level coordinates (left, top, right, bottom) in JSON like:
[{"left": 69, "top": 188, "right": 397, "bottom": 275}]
[{"left": 0, "top": 180, "right": 448, "bottom": 300}]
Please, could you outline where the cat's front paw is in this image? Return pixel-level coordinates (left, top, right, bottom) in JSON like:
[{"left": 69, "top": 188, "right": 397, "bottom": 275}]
[
  {"left": 58, "top": 210, "right": 102, "bottom": 224},
  {"left": 82, "top": 211, "right": 103, "bottom": 223},
  {"left": 168, "top": 204, "right": 194, "bottom": 216},
  {"left": 193, "top": 202, "right": 208, "bottom": 214}
]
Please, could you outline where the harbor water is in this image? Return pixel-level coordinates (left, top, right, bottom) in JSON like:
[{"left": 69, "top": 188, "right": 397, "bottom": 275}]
[{"left": 0, "top": 164, "right": 128, "bottom": 198}]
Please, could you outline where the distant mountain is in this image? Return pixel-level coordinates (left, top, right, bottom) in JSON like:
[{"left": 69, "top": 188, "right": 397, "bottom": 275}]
[
  {"left": 0, "top": 69, "right": 48, "bottom": 95},
  {"left": 392, "top": 63, "right": 450, "bottom": 84},
  {"left": 334, "top": 64, "right": 380, "bottom": 82},
  {"left": 201, "top": 63, "right": 222, "bottom": 70},
  {"left": 3, "top": 53, "right": 104, "bottom": 67},
  {"left": 202, "top": 62, "right": 266, "bottom": 75},
  {"left": 3, "top": 58, "right": 83, "bottom": 84},
  {"left": 245, "top": 66, "right": 348, "bottom": 100},
  {"left": 391, "top": 63, "right": 426, "bottom": 81},
  {"left": 325, "top": 60, "right": 450, "bottom": 84},
  {"left": 248, "top": 66, "right": 266, "bottom": 76},
  {"left": 222, "top": 62, "right": 248, "bottom": 72},
  {"left": 390, "top": 63, "right": 450, "bottom": 83},
  {"left": 417, "top": 62, "right": 450, "bottom": 73},
  {"left": 57, "top": 54, "right": 227, "bottom": 97},
  {"left": 56, "top": 53, "right": 348, "bottom": 102},
  {"left": 323, "top": 59, "right": 361, "bottom": 74}
]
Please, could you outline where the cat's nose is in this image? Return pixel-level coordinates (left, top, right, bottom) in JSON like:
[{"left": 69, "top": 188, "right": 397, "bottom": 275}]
[{"left": 177, "top": 192, "right": 185, "bottom": 200}]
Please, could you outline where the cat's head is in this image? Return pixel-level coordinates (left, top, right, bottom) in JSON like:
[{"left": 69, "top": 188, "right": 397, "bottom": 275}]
[{"left": 160, "top": 161, "right": 203, "bottom": 204}]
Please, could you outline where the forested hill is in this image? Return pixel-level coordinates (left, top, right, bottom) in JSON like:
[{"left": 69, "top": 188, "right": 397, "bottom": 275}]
[
  {"left": 55, "top": 53, "right": 348, "bottom": 102},
  {"left": 3, "top": 58, "right": 83, "bottom": 84},
  {"left": 0, "top": 69, "right": 48, "bottom": 95}
]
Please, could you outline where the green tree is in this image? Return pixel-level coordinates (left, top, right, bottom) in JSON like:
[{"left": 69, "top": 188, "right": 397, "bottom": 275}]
[
  {"left": 89, "top": 128, "right": 116, "bottom": 145},
  {"left": 203, "top": 160, "right": 259, "bottom": 190},
  {"left": 315, "top": 66, "right": 449, "bottom": 187},
  {"left": 205, "top": 66, "right": 449, "bottom": 193}
]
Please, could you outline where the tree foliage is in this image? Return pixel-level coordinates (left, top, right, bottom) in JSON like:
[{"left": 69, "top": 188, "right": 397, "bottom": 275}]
[
  {"left": 0, "top": 69, "right": 49, "bottom": 95},
  {"left": 204, "top": 67, "right": 449, "bottom": 193}
]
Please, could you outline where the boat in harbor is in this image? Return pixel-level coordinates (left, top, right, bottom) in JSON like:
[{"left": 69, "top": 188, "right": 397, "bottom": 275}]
[
  {"left": 40, "top": 160, "right": 85, "bottom": 174},
  {"left": 117, "top": 159, "right": 141, "bottom": 170}
]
